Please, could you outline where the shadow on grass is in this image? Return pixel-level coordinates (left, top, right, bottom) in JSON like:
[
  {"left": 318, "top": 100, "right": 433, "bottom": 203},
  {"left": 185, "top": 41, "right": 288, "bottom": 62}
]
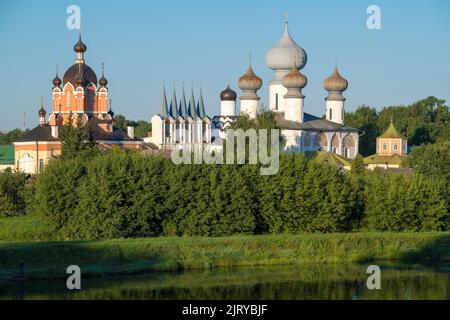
[
  {"left": 397, "top": 234, "right": 450, "bottom": 265},
  {"left": 0, "top": 233, "right": 449, "bottom": 283},
  {"left": 0, "top": 240, "right": 170, "bottom": 281}
]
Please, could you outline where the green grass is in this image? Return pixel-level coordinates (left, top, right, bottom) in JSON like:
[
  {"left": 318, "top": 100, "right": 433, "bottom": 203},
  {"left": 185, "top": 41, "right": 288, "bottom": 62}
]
[
  {"left": 0, "top": 216, "right": 52, "bottom": 242},
  {"left": 0, "top": 232, "right": 449, "bottom": 280}
]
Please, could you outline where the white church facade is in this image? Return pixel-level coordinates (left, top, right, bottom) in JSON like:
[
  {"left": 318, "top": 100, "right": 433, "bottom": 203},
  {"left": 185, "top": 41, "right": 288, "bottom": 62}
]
[{"left": 151, "top": 18, "right": 360, "bottom": 159}]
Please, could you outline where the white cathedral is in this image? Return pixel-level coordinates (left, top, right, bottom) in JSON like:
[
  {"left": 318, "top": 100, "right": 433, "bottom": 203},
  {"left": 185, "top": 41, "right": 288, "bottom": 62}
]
[{"left": 151, "top": 18, "right": 360, "bottom": 159}]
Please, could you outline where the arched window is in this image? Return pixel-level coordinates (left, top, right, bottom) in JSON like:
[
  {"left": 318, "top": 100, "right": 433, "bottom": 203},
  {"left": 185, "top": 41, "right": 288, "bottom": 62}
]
[
  {"left": 303, "top": 133, "right": 312, "bottom": 147},
  {"left": 185, "top": 122, "right": 190, "bottom": 143},
  {"left": 202, "top": 121, "right": 207, "bottom": 143},
  {"left": 329, "top": 109, "right": 333, "bottom": 120},
  {"left": 175, "top": 121, "right": 180, "bottom": 143},
  {"left": 313, "top": 133, "right": 328, "bottom": 151},
  {"left": 275, "top": 94, "right": 279, "bottom": 110},
  {"left": 344, "top": 135, "right": 356, "bottom": 158},
  {"left": 331, "top": 135, "right": 339, "bottom": 154},
  {"left": 89, "top": 91, "right": 94, "bottom": 112},
  {"left": 67, "top": 91, "right": 71, "bottom": 108}
]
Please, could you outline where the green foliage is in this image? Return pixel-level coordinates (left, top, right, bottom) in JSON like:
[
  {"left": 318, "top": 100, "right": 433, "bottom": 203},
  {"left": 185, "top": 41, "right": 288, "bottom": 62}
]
[
  {"left": 351, "top": 154, "right": 365, "bottom": 174},
  {"left": 26, "top": 147, "right": 449, "bottom": 239},
  {"left": 259, "top": 154, "right": 356, "bottom": 233},
  {"left": 377, "top": 96, "right": 448, "bottom": 146},
  {"left": 0, "top": 233, "right": 449, "bottom": 280},
  {"left": 362, "top": 172, "right": 449, "bottom": 232},
  {"left": 345, "top": 97, "right": 449, "bottom": 155},
  {"left": 230, "top": 110, "right": 286, "bottom": 149},
  {"left": 407, "top": 141, "right": 450, "bottom": 182},
  {"left": 114, "top": 115, "right": 151, "bottom": 138},
  {"left": 407, "top": 141, "right": 450, "bottom": 223},
  {"left": 0, "top": 215, "right": 51, "bottom": 241},
  {"left": 59, "top": 116, "right": 99, "bottom": 161},
  {"left": 345, "top": 105, "right": 379, "bottom": 156},
  {"left": 0, "top": 129, "right": 25, "bottom": 145},
  {"left": 114, "top": 114, "right": 127, "bottom": 131},
  {"left": 131, "top": 120, "right": 152, "bottom": 139},
  {"left": 0, "top": 169, "right": 28, "bottom": 217}
]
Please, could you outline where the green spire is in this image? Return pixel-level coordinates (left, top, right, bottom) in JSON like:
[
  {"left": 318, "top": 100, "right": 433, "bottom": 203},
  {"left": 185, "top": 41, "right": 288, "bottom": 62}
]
[{"left": 379, "top": 120, "right": 405, "bottom": 139}]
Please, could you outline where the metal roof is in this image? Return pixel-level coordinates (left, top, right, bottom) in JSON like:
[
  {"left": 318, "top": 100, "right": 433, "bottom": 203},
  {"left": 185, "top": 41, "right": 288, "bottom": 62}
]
[
  {"left": 0, "top": 145, "right": 14, "bottom": 165},
  {"left": 14, "top": 118, "right": 140, "bottom": 143},
  {"left": 275, "top": 112, "right": 360, "bottom": 132}
]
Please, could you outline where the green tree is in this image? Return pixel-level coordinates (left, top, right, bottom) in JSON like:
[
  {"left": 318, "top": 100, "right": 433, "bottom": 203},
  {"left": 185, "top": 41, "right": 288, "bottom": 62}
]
[
  {"left": 0, "top": 169, "right": 28, "bottom": 217},
  {"left": 59, "top": 116, "right": 98, "bottom": 161},
  {"left": 363, "top": 173, "right": 413, "bottom": 231},
  {"left": 134, "top": 120, "right": 152, "bottom": 139},
  {"left": 351, "top": 154, "right": 366, "bottom": 174},
  {"left": 408, "top": 174, "right": 448, "bottom": 231},
  {"left": 407, "top": 141, "right": 450, "bottom": 183},
  {"left": 377, "top": 96, "right": 449, "bottom": 146},
  {"left": 32, "top": 156, "right": 86, "bottom": 236},
  {"left": 0, "top": 129, "right": 26, "bottom": 145},
  {"left": 345, "top": 105, "right": 379, "bottom": 156},
  {"left": 114, "top": 114, "right": 127, "bottom": 131}
]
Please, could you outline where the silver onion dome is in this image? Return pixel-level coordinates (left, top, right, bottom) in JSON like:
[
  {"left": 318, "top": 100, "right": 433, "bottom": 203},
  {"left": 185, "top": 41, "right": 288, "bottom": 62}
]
[{"left": 265, "top": 20, "right": 307, "bottom": 72}]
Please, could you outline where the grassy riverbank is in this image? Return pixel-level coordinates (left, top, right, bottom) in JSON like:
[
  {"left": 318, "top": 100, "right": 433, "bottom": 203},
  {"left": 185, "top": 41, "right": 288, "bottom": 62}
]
[
  {"left": 0, "top": 216, "right": 52, "bottom": 242},
  {"left": 0, "top": 232, "right": 449, "bottom": 280}
]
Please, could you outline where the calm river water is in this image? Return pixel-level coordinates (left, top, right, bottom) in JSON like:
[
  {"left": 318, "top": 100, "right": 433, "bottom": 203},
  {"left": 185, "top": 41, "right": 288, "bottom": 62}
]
[{"left": 0, "top": 263, "right": 448, "bottom": 300}]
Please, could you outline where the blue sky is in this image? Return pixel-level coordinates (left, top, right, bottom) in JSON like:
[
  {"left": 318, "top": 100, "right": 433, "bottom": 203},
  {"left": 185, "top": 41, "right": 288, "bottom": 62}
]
[{"left": 0, "top": 0, "right": 449, "bottom": 130}]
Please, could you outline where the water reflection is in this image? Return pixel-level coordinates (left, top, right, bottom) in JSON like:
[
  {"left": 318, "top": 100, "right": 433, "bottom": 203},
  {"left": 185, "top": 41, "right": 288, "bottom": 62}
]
[{"left": 0, "top": 263, "right": 448, "bottom": 300}]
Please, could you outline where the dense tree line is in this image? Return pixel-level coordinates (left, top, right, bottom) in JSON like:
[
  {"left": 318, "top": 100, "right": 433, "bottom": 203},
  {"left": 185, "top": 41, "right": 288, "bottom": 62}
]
[
  {"left": 1, "top": 143, "right": 449, "bottom": 238},
  {"left": 20, "top": 148, "right": 447, "bottom": 240},
  {"left": 114, "top": 114, "right": 151, "bottom": 139},
  {"left": 345, "top": 96, "right": 449, "bottom": 156},
  {"left": 0, "top": 98, "right": 448, "bottom": 239},
  {"left": 0, "top": 129, "right": 25, "bottom": 145}
]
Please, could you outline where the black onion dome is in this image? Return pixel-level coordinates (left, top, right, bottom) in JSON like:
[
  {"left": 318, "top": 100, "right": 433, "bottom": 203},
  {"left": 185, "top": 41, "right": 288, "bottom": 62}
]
[
  {"left": 99, "top": 75, "right": 108, "bottom": 87},
  {"left": 220, "top": 85, "right": 237, "bottom": 101},
  {"left": 52, "top": 75, "right": 62, "bottom": 87},
  {"left": 73, "top": 36, "right": 87, "bottom": 53},
  {"left": 108, "top": 107, "right": 115, "bottom": 117},
  {"left": 38, "top": 107, "right": 46, "bottom": 117},
  {"left": 63, "top": 63, "right": 97, "bottom": 86}
]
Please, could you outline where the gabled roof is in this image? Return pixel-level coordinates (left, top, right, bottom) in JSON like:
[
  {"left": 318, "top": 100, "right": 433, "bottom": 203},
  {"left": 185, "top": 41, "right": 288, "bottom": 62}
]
[
  {"left": 275, "top": 112, "right": 359, "bottom": 132},
  {"left": 14, "top": 118, "right": 141, "bottom": 144},
  {"left": 379, "top": 122, "right": 405, "bottom": 139},
  {"left": 0, "top": 145, "right": 14, "bottom": 165},
  {"left": 14, "top": 125, "right": 59, "bottom": 142},
  {"left": 306, "top": 151, "right": 353, "bottom": 167},
  {"left": 364, "top": 154, "right": 407, "bottom": 165},
  {"left": 83, "top": 117, "right": 141, "bottom": 142}
]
